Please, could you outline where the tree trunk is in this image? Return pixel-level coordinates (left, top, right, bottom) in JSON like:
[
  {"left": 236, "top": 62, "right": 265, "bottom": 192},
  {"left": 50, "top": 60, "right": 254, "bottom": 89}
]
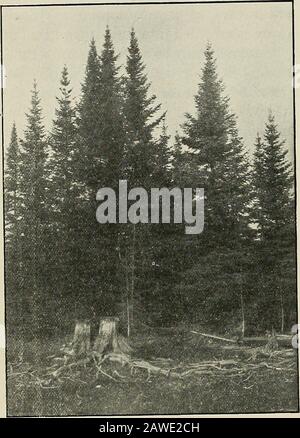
[
  {"left": 130, "top": 224, "right": 136, "bottom": 331},
  {"left": 117, "top": 238, "right": 131, "bottom": 338},
  {"left": 125, "top": 249, "right": 131, "bottom": 338},
  {"left": 240, "top": 290, "right": 245, "bottom": 338},
  {"left": 94, "top": 317, "right": 132, "bottom": 356},
  {"left": 72, "top": 319, "right": 91, "bottom": 357},
  {"left": 280, "top": 291, "right": 285, "bottom": 334}
]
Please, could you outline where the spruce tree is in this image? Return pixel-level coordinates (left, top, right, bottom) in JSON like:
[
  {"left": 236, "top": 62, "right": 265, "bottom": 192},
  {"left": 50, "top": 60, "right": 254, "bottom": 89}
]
[
  {"left": 76, "top": 30, "right": 127, "bottom": 319},
  {"left": 182, "top": 43, "right": 251, "bottom": 245},
  {"left": 20, "top": 82, "right": 48, "bottom": 219},
  {"left": 252, "top": 114, "right": 295, "bottom": 331},
  {"left": 178, "top": 44, "right": 252, "bottom": 329},
  {"left": 74, "top": 38, "right": 104, "bottom": 318},
  {"left": 97, "top": 27, "right": 128, "bottom": 317},
  {"left": 47, "top": 66, "right": 79, "bottom": 319},
  {"left": 172, "top": 132, "right": 199, "bottom": 188},
  {"left": 18, "top": 81, "right": 49, "bottom": 333},
  {"left": 98, "top": 27, "right": 125, "bottom": 186},
  {"left": 152, "top": 117, "right": 171, "bottom": 187},
  {"left": 5, "top": 123, "right": 23, "bottom": 329},
  {"left": 76, "top": 38, "right": 102, "bottom": 192},
  {"left": 124, "top": 28, "right": 165, "bottom": 188},
  {"left": 172, "top": 133, "right": 184, "bottom": 187},
  {"left": 50, "top": 66, "right": 77, "bottom": 213},
  {"left": 253, "top": 113, "right": 293, "bottom": 241},
  {"left": 121, "top": 29, "right": 166, "bottom": 329},
  {"left": 5, "top": 123, "right": 20, "bottom": 245},
  {"left": 147, "top": 120, "right": 178, "bottom": 324}
]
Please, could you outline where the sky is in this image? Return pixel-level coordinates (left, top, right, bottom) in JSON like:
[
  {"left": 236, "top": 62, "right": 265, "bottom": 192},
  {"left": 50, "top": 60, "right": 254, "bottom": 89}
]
[{"left": 2, "top": 2, "right": 294, "bottom": 159}]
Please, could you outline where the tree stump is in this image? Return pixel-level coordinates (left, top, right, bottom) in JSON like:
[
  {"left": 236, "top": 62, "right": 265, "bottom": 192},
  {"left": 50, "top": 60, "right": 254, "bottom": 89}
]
[
  {"left": 265, "top": 330, "right": 279, "bottom": 352},
  {"left": 72, "top": 319, "right": 91, "bottom": 358},
  {"left": 94, "top": 317, "right": 132, "bottom": 356}
]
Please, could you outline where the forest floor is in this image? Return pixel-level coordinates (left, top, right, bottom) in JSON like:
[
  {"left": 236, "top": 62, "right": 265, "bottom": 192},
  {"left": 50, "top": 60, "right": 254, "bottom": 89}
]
[{"left": 6, "top": 329, "right": 299, "bottom": 416}]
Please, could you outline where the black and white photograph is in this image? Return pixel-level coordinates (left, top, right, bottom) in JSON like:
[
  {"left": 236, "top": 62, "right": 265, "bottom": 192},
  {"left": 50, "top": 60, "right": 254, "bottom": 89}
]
[{"left": 1, "top": 0, "right": 299, "bottom": 416}]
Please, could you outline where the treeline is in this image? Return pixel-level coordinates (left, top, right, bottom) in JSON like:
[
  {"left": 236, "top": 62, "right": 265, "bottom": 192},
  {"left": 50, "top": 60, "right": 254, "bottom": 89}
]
[{"left": 4, "top": 28, "right": 296, "bottom": 338}]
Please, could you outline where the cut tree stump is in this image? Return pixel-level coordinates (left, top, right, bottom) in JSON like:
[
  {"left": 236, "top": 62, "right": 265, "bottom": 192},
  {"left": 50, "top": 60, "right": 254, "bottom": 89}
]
[
  {"left": 72, "top": 319, "right": 91, "bottom": 357},
  {"left": 94, "top": 317, "right": 132, "bottom": 356}
]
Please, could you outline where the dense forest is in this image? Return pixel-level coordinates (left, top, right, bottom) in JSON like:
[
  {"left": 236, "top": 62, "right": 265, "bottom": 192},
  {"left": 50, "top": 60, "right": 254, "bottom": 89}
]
[{"left": 4, "top": 28, "right": 296, "bottom": 340}]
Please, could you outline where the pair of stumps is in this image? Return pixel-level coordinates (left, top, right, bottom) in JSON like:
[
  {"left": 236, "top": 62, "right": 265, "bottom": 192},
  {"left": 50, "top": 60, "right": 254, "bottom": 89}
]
[{"left": 72, "top": 317, "right": 132, "bottom": 358}]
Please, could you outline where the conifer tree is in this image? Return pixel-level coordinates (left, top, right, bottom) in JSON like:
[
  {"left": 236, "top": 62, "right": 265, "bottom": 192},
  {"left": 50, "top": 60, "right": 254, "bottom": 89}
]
[
  {"left": 76, "top": 38, "right": 102, "bottom": 192},
  {"left": 252, "top": 113, "right": 293, "bottom": 241},
  {"left": 98, "top": 27, "right": 125, "bottom": 186},
  {"left": 97, "top": 27, "right": 128, "bottom": 316},
  {"left": 152, "top": 117, "right": 171, "bottom": 187},
  {"left": 252, "top": 114, "right": 295, "bottom": 331},
  {"left": 120, "top": 29, "right": 167, "bottom": 329},
  {"left": 50, "top": 66, "right": 77, "bottom": 213},
  {"left": 18, "top": 81, "right": 49, "bottom": 332},
  {"left": 182, "top": 43, "right": 250, "bottom": 245},
  {"left": 178, "top": 44, "right": 252, "bottom": 329},
  {"left": 172, "top": 133, "right": 184, "bottom": 187},
  {"left": 76, "top": 31, "right": 127, "bottom": 318},
  {"left": 5, "top": 123, "right": 23, "bottom": 328},
  {"left": 20, "top": 82, "right": 48, "bottom": 218},
  {"left": 171, "top": 132, "right": 198, "bottom": 188},
  {"left": 74, "top": 38, "right": 104, "bottom": 317},
  {"left": 5, "top": 123, "right": 21, "bottom": 245},
  {"left": 124, "top": 28, "right": 165, "bottom": 188},
  {"left": 47, "top": 66, "right": 79, "bottom": 318}
]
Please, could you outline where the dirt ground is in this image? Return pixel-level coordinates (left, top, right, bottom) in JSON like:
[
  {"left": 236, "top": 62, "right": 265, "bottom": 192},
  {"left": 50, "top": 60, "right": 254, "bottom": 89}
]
[{"left": 6, "top": 330, "right": 299, "bottom": 416}]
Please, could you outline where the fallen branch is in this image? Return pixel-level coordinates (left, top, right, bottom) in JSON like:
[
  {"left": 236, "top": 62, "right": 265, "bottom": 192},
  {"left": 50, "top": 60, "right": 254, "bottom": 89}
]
[{"left": 190, "top": 331, "right": 236, "bottom": 343}]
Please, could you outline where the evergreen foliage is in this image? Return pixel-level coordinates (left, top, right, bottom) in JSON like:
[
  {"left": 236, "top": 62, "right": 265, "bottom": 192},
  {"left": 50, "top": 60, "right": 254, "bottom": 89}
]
[{"left": 4, "top": 35, "right": 295, "bottom": 338}]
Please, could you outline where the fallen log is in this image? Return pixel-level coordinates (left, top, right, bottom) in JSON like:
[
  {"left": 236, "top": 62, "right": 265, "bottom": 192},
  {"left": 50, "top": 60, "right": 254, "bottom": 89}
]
[
  {"left": 191, "top": 330, "right": 293, "bottom": 348},
  {"left": 190, "top": 330, "right": 236, "bottom": 343},
  {"left": 242, "top": 336, "right": 292, "bottom": 348}
]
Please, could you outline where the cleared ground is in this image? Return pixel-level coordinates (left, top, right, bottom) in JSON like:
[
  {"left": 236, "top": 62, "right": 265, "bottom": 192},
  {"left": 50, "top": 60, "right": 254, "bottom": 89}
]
[{"left": 6, "top": 330, "right": 299, "bottom": 416}]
